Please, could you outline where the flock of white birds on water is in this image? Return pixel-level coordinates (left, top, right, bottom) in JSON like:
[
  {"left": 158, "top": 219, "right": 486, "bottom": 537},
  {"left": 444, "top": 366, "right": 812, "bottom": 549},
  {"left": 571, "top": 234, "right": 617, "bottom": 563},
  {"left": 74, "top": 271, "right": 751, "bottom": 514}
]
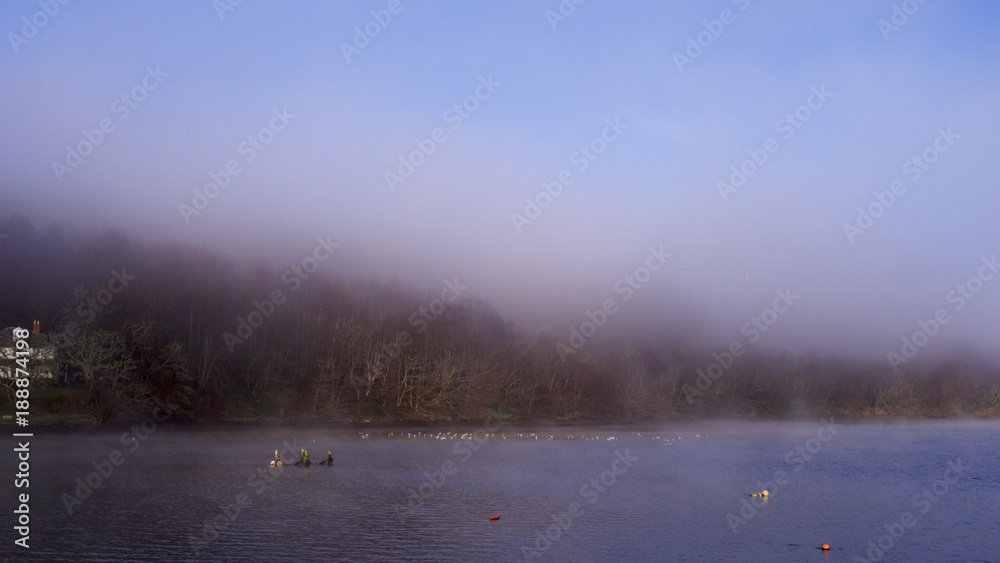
[{"left": 341, "top": 430, "right": 721, "bottom": 445}]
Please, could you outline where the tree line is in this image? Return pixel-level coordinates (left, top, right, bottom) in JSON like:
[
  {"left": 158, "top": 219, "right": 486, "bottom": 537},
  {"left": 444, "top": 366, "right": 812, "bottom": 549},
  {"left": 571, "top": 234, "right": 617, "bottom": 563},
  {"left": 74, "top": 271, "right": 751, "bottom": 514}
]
[{"left": 1, "top": 214, "right": 998, "bottom": 423}]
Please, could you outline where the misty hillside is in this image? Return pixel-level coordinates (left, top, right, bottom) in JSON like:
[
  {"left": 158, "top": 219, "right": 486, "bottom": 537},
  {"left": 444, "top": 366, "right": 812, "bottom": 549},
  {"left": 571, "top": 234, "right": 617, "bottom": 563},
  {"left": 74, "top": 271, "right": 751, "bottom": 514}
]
[{"left": 1, "top": 214, "right": 997, "bottom": 423}]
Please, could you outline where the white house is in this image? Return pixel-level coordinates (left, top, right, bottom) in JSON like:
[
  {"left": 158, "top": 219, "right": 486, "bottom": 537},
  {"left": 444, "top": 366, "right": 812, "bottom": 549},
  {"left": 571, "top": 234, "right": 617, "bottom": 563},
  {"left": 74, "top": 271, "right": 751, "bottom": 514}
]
[{"left": 0, "top": 322, "right": 56, "bottom": 379}]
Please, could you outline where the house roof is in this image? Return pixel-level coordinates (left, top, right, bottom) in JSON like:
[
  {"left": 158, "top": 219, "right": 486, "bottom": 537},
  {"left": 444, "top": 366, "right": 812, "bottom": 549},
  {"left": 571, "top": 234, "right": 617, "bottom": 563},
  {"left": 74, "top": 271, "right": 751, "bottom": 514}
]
[{"left": 0, "top": 326, "right": 53, "bottom": 348}]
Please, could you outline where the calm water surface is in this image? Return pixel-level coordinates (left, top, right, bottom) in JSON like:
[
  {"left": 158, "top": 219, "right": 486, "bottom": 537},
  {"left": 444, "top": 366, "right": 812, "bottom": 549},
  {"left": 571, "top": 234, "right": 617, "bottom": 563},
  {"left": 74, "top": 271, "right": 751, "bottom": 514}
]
[{"left": 3, "top": 420, "right": 998, "bottom": 562}]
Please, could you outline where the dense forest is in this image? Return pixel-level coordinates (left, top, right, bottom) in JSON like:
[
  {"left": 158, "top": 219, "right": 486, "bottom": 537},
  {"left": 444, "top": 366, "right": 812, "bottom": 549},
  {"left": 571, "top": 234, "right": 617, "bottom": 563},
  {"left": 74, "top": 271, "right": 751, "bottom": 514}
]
[{"left": 1, "top": 214, "right": 998, "bottom": 424}]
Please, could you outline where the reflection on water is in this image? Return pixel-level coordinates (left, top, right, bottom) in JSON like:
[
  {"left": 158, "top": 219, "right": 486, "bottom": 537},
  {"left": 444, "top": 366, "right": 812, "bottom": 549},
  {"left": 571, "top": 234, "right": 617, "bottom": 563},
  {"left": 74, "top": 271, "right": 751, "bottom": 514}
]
[{"left": 5, "top": 420, "right": 999, "bottom": 562}]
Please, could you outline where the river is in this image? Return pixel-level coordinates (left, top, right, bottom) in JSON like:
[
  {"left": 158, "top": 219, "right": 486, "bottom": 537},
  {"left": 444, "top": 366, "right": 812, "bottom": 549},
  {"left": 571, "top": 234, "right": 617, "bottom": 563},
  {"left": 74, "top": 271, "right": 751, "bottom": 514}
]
[{"left": 3, "top": 419, "right": 998, "bottom": 562}]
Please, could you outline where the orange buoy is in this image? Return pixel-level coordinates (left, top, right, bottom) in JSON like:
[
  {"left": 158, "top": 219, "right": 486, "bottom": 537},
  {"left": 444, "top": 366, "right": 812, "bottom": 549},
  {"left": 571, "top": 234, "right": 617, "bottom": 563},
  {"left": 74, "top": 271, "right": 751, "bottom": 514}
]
[
  {"left": 489, "top": 515, "right": 500, "bottom": 521},
  {"left": 820, "top": 543, "right": 830, "bottom": 551}
]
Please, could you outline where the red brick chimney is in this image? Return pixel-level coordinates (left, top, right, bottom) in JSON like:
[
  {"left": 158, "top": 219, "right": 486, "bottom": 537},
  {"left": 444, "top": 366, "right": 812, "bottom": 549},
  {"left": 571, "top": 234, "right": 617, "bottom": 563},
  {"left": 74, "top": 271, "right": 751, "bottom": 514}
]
[{"left": 32, "top": 320, "right": 40, "bottom": 334}]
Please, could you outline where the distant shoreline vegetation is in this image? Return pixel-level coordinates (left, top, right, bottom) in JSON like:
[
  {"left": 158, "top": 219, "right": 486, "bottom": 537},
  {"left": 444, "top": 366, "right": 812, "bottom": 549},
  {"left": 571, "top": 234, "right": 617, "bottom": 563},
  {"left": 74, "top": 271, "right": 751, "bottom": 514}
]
[
  {"left": 1, "top": 410, "right": 997, "bottom": 429},
  {"left": 1, "top": 213, "right": 999, "bottom": 425}
]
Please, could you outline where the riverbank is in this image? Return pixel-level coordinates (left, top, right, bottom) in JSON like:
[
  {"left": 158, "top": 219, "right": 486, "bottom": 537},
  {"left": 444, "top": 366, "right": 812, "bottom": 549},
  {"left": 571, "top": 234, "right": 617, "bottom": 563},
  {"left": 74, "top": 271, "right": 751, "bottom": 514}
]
[{"left": 5, "top": 411, "right": 995, "bottom": 430}]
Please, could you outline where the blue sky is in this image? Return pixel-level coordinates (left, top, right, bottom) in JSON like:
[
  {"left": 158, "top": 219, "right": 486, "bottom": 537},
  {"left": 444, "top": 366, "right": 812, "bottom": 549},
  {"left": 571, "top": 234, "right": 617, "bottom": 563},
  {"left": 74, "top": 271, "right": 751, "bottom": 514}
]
[{"left": 2, "top": 0, "right": 999, "bottom": 363}]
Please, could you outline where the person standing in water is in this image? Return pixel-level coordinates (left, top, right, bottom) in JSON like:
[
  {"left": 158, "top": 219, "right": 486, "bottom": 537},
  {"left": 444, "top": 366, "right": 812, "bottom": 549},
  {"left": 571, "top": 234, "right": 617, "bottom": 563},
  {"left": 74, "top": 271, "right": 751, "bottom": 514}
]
[
  {"left": 319, "top": 450, "right": 333, "bottom": 465},
  {"left": 272, "top": 449, "right": 284, "bottom": 467}
]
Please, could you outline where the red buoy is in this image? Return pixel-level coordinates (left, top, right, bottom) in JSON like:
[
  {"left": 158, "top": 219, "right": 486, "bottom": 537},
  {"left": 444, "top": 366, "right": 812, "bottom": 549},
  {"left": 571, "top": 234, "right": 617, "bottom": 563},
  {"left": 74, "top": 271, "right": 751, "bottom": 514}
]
[{"left": 489, "top": 515, "right": 500, "bottom": 521}]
